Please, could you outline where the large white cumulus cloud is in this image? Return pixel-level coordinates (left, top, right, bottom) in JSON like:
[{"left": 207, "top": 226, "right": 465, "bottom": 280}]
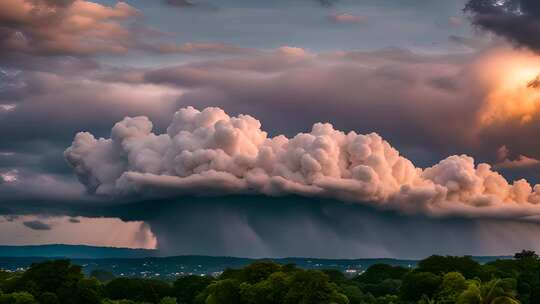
[{"left": 65, "top": 106, "right": 540, "bottom": 219}]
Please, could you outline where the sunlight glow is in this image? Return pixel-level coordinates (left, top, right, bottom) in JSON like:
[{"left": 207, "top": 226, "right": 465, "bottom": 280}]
[{"left": 478, "top": 50, "right": 540, "bottom": 125}]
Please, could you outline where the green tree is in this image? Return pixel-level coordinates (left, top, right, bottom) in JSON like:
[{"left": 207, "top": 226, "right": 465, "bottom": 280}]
[
  {"left": 457, "top": 281, "right": 482, "bottom": 304},
  {"left": 480, "top": 278, "right": 519, "bottom": 304},
  {"left": 355, "top": 264, "right": 409, "bottom": 285},
  {"left": 101, "top": 300, "right": 139, "bottom": 304},
  {"left": 417, "top": 255, "right": 482, "bottom": 279},
  {"left": 105, "top": 277, "right": 172, "bottom": 303},
  {"left": 219, "top": 269, "right": 244, "bottom": 281},
  {"left": 514, "top": 250, "right": 539, "bottom": 261},
  {"left": 160, "top": 297, "right": 178, "bottom": 304},
  {"left": 362, "top": 278, "right": 401, "bottom": 297},
  {"left": 517, "top": 270, "right": 540, "bottom": 304},
  {"left": 204, "top": 279, "right": 241, "bottom": 304},
  {"left": 373, "top": 294, "right": 398, "bottom": 304},
  {"left": 90, "top": 270, "right": 115, "bottom": 283},
  {"left": 9, "top": 260, "right": 101, "bottom": 304},
  {"left": 354, "top": 263, "right": 408, "bottom": 298},
  {"left": 14, "top": 260, "right": 84, "bottom": 297},
  {"left": 242, "top": 261, "right": 282, "bottom": 284},
  {"left": 0, "top": 291, "right": 37, "bottom": 304},
  {"left": 0, "top": 270, "right": 20, "bottom": 292},
  {"left": 173, "top": 275, "right": 212, "bottom": 304},
  {"left": 457, "top": 278, "right": 520, "bottom": 304},
  {"left": 280, "top": 264, "right": 300, "bottom": 274},
  {"left": 240, "top": 271, "right": 289, "bottom": 304},
  {"left": 435, "top": 272, "right": 468, "bottom": 304},
  {"left": 65, "top": 277, "right": 102, "bottom": 304},
  {"left": 284, "top": 270, "right": 348, "bottom": 304},
  {"left": 338, "top": 285, "right": 373, "bottom": 304},
  {"left": 399, "top": 271, "right": 441, "bottom": 302},
  {"left": 39, "top": 292, "right": 59, "bottom": 304},
  {"left": 322, "top": 269, "right": 348, "bottom": 285}
]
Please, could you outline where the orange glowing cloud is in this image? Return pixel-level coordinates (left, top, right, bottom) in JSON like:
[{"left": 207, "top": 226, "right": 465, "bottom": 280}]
[{"left": 476, "top": 49, "right": 540, "bottom": 126}]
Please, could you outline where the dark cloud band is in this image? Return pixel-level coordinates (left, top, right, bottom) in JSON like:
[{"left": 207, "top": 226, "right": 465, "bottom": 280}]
[
  {"left": 23, "top": 220, "right": 51, "bottom": 231},
  {"left": 465, "top": 0, "right": 540, "bottom": 52}
]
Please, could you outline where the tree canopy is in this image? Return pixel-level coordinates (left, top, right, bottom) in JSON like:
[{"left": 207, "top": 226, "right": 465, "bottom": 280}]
[{"left": 2, "top": 251, "right": 540, "bottom": 303}]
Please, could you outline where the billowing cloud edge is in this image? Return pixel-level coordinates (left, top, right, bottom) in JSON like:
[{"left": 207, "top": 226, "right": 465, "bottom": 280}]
[{"left": 64, "top": 106, "right": 540, "bottom": 221}]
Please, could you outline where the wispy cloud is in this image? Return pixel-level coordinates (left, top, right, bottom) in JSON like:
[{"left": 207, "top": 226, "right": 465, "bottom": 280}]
[
  {"left": 329, "top": 13, "right": 367, "bottom": 24},
  {"left": 23, "top": 220, "right": 51, "bottom": 231}
]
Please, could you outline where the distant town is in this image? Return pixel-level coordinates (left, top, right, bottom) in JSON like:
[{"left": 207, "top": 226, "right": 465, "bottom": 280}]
[{"left": 0, "top": 245, "right": 505, "bottom": 281}]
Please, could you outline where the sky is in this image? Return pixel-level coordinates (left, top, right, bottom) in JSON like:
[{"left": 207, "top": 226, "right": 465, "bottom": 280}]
[{"left": 3, "top": 0, "right": 540, "bottom": 258}]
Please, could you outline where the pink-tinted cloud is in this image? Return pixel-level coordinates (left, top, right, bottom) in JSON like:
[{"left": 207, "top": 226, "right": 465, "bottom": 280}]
[
  {"left": 146, "top": 41, "right": 259, "bottom": 55},
  {"left": 0, "top": 0, "right": 139, "bottom": 56},
  {"left": 0, "top": 70, "right": 183, "bottom": 145},
  {"left": 0, "top": 169, "right": 18, "bottom": 184},
  {"left": 448, "top": 16, "right": 463, "bottom": 27},
  {"left": 329, "top": 13, "right": 367, "bottom": 24},
  {"left": 0, "top": 0, "right": 270, "bottom": 57},
  {"left": 495, "top": 146, "right": 540, "bottom": 169},
  {"left": 6, "top": 44, "right": 540, "bottom": 193},
  {"left": 496, "top": 155, "right": 540, "bottom": 169},
  {"left": 141, "top": 45, "right": 478, "bottom": 155},
  {"left": 137, "top": 46, "right": 540, "bottom": 171},
  {"left": 65, "top": 106, "right": 540, "bottom": 222}
]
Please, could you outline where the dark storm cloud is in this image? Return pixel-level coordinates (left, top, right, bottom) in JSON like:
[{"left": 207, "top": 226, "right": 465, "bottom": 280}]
[
  {"left": 448, "top": 35, "right": 489, "bottom": 50},
  {"left": 3, "top": 0, "right": 540, "bottom": 259},
  {"left": 135, "top": 46, "right": 540, "bottom": 174},
  {"left": 8, "top": 195, "right": 540, "bottom": 259},
  {"left": 164, "top": 0, "right": 195, "bottom": 7},
  {"left": 4, "top": 44, "right": 540, "bottom": 258},
  {"left": 1, "top": 47, "right": 474, "bottom": 167},
  {"left": 23, "top": 220, "right": 51, "bottom": 230},
  {"left": 315, "top": 0, "right": 339, "bottom": 7},
  {"left": 0, "top": 194, "right": 528, "bottom": 258},
  {"left": 465, "top": 0, "right": 540, "bottom": 52},
  {"left": 161, "top": 0, "right": 220, "bottom": 12},
  {"left": 5, "top": 45, "right": 540, "bottom": 208},
  {"left": 0, "top": 144, "right": 73, "bottom": 176},
  {"left": 0, "top": 168, "right": 86, "bottom": 203},
  {"left": 0, "top": 45, "right": 507, "bottom": 183},
  {"left": 142, "top": 47, "right": 478, "bottom": 157},
  {"left": 0, "top": 70, "right": 180, "bottom": 148},
  {"left": 38, "top": 0, "right": 76, "bottom": 7}
]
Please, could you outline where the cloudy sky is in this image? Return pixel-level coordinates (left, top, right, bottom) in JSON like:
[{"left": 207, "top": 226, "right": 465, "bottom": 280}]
[{"left": 3, "top": 0, "right": 540, "bottom": 258}]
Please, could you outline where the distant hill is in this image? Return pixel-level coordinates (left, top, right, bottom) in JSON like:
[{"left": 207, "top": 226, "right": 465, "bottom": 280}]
[
  {"left": 0, "top": 244, "right": 512, "bottom": 280},
  {"left": 0, "top": 245, "right": 415, "bottom": 280},
  {"left": 0, "top": 244, "right": 158, "bottom": 259}
]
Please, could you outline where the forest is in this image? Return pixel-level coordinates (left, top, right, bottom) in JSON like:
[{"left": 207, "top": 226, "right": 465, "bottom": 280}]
[{"left": 1, "top": 251, "right": 539, "bottom": 304}]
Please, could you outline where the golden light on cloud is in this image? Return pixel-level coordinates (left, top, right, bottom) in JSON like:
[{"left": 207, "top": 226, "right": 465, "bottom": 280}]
[{"left": 477, "top": 49, "right": 540, "bottom": 126}]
